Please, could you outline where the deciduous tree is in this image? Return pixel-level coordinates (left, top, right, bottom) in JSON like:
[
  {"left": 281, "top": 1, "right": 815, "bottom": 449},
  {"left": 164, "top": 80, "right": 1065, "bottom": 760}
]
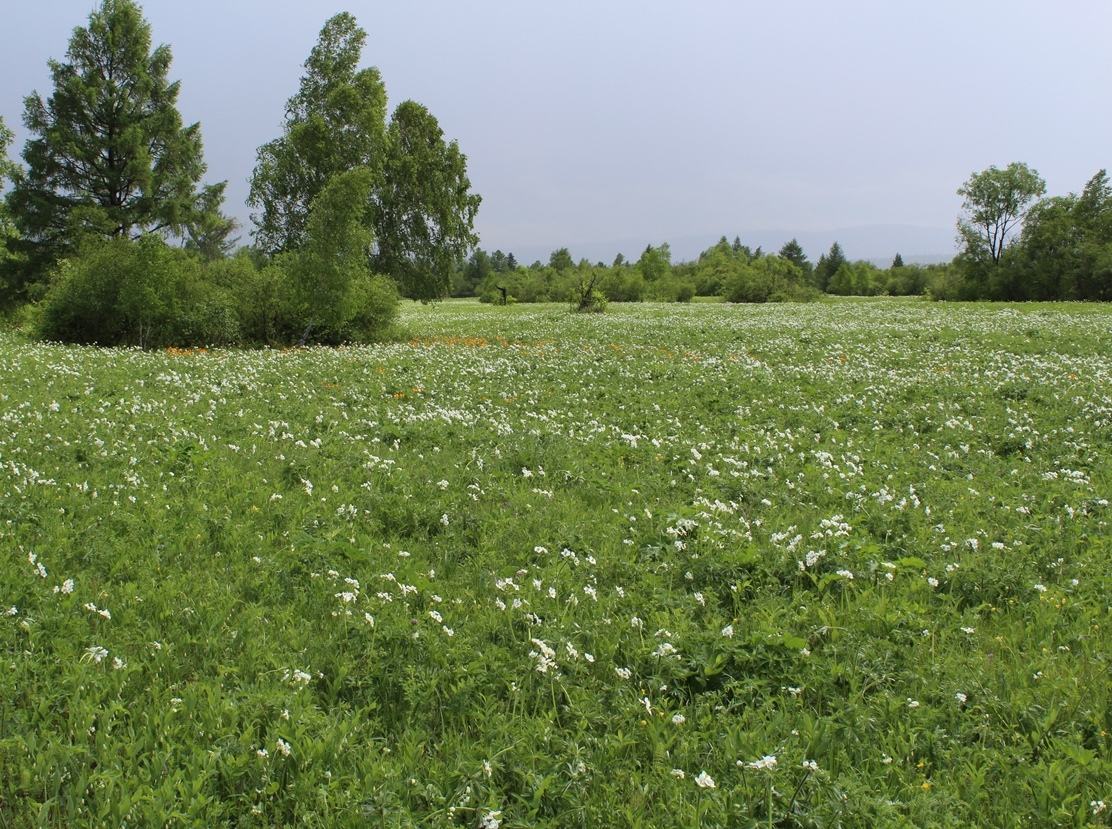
[
  {"left": 250, "top": 13, "right": 480, "bottom": 302},
  {"left": 1012, "top": 169, "right": 1112, "bottom": 301},
  {"left": 289, "top": 167, "right": 376, "bottom": 344},
  {"left": 248, "top": 13, "right": 387, "bottom": 254},
  {"left": 374, "top": 100, "right": 480, "bottom": 300},
  {"left": 957, "top": 162, "right": 1046, "bottom": 267}
]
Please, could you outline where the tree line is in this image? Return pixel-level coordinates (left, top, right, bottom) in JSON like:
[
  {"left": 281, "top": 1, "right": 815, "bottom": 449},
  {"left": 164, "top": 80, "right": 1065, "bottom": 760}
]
[
  {"left": 455, "top": 238, "right": 945, "bottom": 307},
  {"left": 454, "top": 160, "right": 1110, "bottom": 307},
  {"left": 0, "top": 2, "right": 478, "bottom": 347}
]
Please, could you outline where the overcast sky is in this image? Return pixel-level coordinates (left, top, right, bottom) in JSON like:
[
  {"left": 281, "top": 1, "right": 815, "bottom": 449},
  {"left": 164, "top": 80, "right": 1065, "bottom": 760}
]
[{"left": 3, "top": 1, "right": 1110, "bottom": 264}]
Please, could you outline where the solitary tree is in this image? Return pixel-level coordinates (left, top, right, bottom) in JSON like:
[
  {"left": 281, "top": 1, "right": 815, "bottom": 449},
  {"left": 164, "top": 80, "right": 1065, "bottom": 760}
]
[
  {"left": 8, "top": 0, "right": 212, "bottom": 283},
  {"left": 957, "top": 162, "right": 1046, "bottom": 267}
]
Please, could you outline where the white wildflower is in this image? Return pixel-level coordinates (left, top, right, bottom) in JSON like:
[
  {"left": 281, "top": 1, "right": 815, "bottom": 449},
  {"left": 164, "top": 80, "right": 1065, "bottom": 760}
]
[
  {"left": 745, "top": 755, "right": 777, "bottom": 771},
  {"left": 695, "top": 771, "right": 716, "bottom": 788}
]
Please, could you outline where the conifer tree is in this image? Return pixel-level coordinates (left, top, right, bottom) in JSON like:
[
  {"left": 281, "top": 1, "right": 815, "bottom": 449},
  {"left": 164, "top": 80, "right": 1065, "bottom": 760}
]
[{"left": 8, "top": 0, "right": 211, "bottom": 282}]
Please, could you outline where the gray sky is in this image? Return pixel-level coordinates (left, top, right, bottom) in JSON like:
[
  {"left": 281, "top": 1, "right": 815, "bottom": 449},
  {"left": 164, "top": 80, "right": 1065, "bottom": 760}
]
[{"left": 3, "top": 1, "right": 1110, "bottom": 264}]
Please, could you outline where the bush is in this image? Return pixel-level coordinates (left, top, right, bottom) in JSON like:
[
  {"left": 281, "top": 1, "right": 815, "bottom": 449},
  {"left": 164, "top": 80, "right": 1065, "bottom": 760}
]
[
  {"left": 37, "top": 236, "right": 203, "bottom": 348},
  {"left": 337, "top": 274, "right": 400, "bottom": 343},
  {"left": 720, "top": 255, "right": 814, "bottom": 304},
  {"left": 597, "top": 268, "right": 646, "bottom": 302},
  {"left": 646, "top": 276, "right": 695, "bottom": 302}
]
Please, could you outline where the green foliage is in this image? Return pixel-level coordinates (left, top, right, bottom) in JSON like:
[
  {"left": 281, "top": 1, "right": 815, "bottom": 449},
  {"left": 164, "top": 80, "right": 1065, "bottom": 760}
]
[
  {"left": 720, "top": 254, "right": 815, "bottom": 303},
  {"left": 548, "top": 247, "right": 574, "bottom": 272},
  {"left": 1008, "top": 169, "right": 1112, "bottom": 301},
  {"left": 248, "top": 13, "right": 387, "bottom": 255},
  {"left": 947, "top": 165, "right": 1112, "bottom": 302},
  {"left": 36, "top": 235, "right": 210, "bottom": 348},
  {"left": 249, "top": 14, "right": 480, "bottom": 302},
  {"left": 645, "top": 276, "right": 695, "bottom": 302},
  {"left": 7, "top": 0, "right": 211, "bottom": 288},
  {"left": 457, "top": 248, "right": 493, "bottom": 297},
  {"left": 812, "top": 242, "right": 847, "bottom": 292},
  {"left": 884, "top": 262, "right": 932, "bottom": 296},
  {"left": 341, "top": 273, "right": 402, "bottom": 342},
  {"left": 375, "top": 101, "right": 481, "bottom": 301},
  {"left": 779, "top": 237, "right": 813, "bottom": 281},
  {"left": 286, "top": 168, "right": 377, "bottom": 344},
  {"left": 570, "top": 268, "right": 607, "bottom": 312},
  {"left": 637, "top": 243, "right": 672, "bottom": 282},
  {"left": 184, "top": 182, "right": 240, "bottom": 262},
  {"left": 597, "top": 265, "right": 647, "bottom": 302},
  {"left": 826, "top": 260, "right": 884, "bottom": 296},
  {"left": 957, "top": 162, "right": 1047, "bottom": 268},
  {"left": 0, "top": 116, "right": 20, "bottom": 305}
]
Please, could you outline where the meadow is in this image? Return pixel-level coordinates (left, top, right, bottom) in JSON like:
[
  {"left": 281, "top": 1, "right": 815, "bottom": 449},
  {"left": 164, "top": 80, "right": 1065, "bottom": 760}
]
[{"left": 1, "top": 298, "right": 1110, "bottom": 828}]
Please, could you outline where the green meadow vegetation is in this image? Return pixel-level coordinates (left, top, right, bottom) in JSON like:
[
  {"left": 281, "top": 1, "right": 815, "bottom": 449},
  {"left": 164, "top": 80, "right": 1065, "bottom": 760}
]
[{"left": 2, "top": 298, "right": 1111, "bottom": 827}]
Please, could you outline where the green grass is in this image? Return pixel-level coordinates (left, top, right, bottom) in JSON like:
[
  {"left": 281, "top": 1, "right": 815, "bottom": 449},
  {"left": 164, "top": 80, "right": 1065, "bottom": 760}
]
[{"left": 2, "top": 298, "right": 1111, "bottom": 827}]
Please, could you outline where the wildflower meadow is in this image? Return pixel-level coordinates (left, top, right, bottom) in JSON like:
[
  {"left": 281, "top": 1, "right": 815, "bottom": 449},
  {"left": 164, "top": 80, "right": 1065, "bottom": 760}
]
[{"left": 2, "top": 298, "right": 1110, "bottom": 827}]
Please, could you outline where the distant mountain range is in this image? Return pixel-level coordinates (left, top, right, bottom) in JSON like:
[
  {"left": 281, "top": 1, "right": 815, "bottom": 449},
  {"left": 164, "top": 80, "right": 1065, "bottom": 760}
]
[{"left": 507, "top": 224, "right": 957, "bottom": 268}]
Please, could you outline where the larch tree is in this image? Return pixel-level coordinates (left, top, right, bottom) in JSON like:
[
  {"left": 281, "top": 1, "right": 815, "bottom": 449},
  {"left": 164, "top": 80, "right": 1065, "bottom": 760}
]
[{"left": 7, "top": 0, "right": 213, "bottom": 284}]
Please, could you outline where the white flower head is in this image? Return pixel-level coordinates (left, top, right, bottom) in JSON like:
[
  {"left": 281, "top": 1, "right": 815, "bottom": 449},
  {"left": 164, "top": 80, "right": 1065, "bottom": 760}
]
[
  {"left": 694, "top": 771, "right": 716, "bottom": 788},
  {"left": 745, "top": 755, "right": 777, "bottom": 771}
]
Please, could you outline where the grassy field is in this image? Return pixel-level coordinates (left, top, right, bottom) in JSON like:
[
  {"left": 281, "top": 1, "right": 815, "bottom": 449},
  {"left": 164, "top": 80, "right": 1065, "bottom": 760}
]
[{"left": 2, "top": 298, "right": 1111, "bottom": 827}]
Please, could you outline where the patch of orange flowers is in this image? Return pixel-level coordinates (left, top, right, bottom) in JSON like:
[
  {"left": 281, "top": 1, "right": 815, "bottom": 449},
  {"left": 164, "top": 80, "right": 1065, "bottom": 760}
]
[{"left": 165, "top": 347, "right": 207, "bottom": 357}]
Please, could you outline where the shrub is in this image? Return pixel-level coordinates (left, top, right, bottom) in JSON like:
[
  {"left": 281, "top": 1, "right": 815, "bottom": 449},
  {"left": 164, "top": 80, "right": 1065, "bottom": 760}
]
[
  {"left": 337, "top": 274, "right": 400, "bottom": 343},
  {"left": 37, "top": 236, "right": 202, "bottom": 348}
]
